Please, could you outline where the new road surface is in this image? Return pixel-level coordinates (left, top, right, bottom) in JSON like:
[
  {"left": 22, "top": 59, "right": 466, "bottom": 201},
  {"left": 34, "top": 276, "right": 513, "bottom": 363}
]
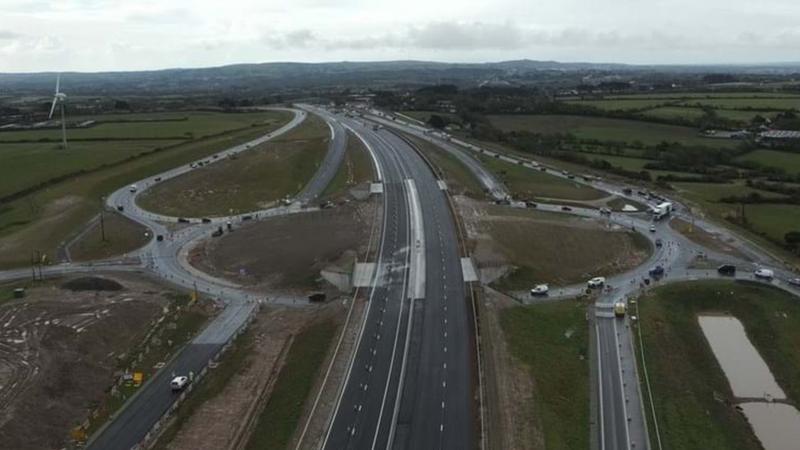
[{"left": 321, "top": 114, "right": 475, "bottom": 450}]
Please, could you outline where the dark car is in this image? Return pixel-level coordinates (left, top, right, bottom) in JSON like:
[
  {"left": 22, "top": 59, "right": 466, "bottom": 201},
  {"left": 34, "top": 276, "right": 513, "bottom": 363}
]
[
  {"left": 717, "top": 264, "right": 736, "bottom": 276},
  {"left": 525, "top": 201, "right": 538, "bottom": 208},
  {"left": 116, "top": 205, "right": 124, "bottom": 212},
  {"left": 561, "top": 206, "right": 573, "bottom": 212},
  {"left": 655, "top": 238, "right": 663, "bottom": 248},
  {"left": 156, "top": 234, "right": 164, "bottom": 242},
  {"left": 649, "top": 265, "right": 665, "bottom": 277}
]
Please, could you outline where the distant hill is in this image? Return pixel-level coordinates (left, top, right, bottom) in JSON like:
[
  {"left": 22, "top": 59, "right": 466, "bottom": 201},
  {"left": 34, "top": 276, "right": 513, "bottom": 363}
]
[{"left": 1, "top": 59, "right": 799, "bottom": 96}]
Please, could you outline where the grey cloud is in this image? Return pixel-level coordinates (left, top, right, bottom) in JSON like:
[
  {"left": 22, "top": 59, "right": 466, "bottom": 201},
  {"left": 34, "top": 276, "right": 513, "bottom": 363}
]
[
  {"left": 407, "top": 22, "right": 525, "bottom": 49},
  {"left": 0, "top": 31, "right": 21, "bottom": 40},
  {"left": 262, "top": 29, "right": 318, "bottom": 48}
]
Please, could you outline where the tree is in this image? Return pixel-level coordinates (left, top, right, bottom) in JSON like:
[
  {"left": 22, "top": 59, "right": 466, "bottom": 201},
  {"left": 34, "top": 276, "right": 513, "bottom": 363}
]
[
  {"left": 113, "top": 99, "right": 130, "bottom": 110},
  {"left": 427, "top": 114, "right": 446, "bottom": 129},
  {"left": 785, "top": 231, "right": 800, "bottom": 247}
]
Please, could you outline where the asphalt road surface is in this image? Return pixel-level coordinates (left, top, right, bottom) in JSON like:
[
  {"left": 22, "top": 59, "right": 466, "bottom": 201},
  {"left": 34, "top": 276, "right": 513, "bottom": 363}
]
[{"left": 322, "top": 116, "right": 474, "bottom": 450}]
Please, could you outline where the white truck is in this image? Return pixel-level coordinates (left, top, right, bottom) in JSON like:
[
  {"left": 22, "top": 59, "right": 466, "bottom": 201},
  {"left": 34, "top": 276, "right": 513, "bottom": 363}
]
[{"left": 652, "top": 202, "right": 673, "bottom": 221}]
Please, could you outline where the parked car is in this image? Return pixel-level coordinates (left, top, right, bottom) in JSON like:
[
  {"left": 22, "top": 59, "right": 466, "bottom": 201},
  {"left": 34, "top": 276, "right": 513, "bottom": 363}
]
[
  {"left": 587, "top": 277, "right": 606, "bottom": 288},
  {"left": 530, "top": 284, "right": 549, "bottom": 296},
  {"left": 789, "top": 278, "right": 800, "bottom": 287},
  {"left": 717, "top": 264, "right": 736, "bottom": 276},
  {"left": 170, "top": 375, "right": 189, "bottom": 391},
  {"left": 655, "top": 238, "right": 663, "bottom": 248},
  {"left": 755, "top": 268, "right": 774, "bottom": 280}
]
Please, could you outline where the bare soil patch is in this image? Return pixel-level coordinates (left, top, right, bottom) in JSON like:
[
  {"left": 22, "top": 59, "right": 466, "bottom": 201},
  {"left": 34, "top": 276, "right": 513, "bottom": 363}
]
[
  {"left": 0, "top": 273, "right": 185, "bottom": 450},
  {"left": 193, "top": 200, "right": 375, "bottom": 294}
]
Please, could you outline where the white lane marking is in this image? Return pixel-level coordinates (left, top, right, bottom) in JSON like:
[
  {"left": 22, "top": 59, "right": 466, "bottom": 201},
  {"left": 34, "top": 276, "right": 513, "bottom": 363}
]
[
  {"left": 613, "top": 320, "right": 632, "bottom": 450},
  {"left": 597, "top": 323, "right": 606, "bottom": 450}
]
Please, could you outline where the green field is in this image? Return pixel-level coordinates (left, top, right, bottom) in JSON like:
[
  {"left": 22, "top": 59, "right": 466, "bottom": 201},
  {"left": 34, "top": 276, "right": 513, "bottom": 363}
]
[
  {"left": 636, "top": 280, "right": 800, "bottom": 450},
  {"left": 565, "top": 99, "right": 673, "bottom": 110},
  {"left": 244, "top": 320, "right": 336, "bottom": 450},
  {"left": 641, "top": 106, "right": 708, "bottom": 121},
  {"left": 478, "top": 154, "right": 606, "bottom": 201},
  {"left": 138, "top": 114, "right": 328, "bottom": 217},
  {"left": 487, "top": 114, "right": 736, "bottom": 148},
  {"left": 0, "top": 140, "right": 180, "bottom": 199},
  {"left": 736, "top": 149, "right": 800, "bottom": 175},
  {"left": 678, "top": 97, "right": 800, "bottom": 110},
  {"left": 0, "top": 112, "right": 292, "bottom": 268},
  {"left": 500, "top": 301, "right": 589, "bottom": 450},
  {"left": 604, "top": 92, "right": 800, "bottom": 100},
  {"left": 0, "top": 111, "right": 283, "bottom": 142},
  {"left": 743, "top": 203, "right": 800, "bottom": 242},
  {"left": 586, "top": 154, "right": 654, "bottom": 171}
]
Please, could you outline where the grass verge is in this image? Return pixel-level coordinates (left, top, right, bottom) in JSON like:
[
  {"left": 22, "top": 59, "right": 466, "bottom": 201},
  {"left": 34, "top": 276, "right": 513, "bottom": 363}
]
[
  {"left": 152, "top": 330, "right": 255, "bottom": 450},
  {"left": 321, "top": 131, "right": 374, "bottom": 199},
  {"left": 68, "top": 212, "right": 149, "bottom": 261},
  {"left": 500, "top": 300, "right": 590, "bottom": 450},
  {"left": 244, "top": 320, "right": 337, "bottom": 450},
  {"left": 406, "top": 134, "right": 486, "bottom": 197},
  {"left": 636, "top": 280, "right": 800, "bottom": 450},
  {"left": 477, "top": 154, "right": 606, "bottom": 201}
]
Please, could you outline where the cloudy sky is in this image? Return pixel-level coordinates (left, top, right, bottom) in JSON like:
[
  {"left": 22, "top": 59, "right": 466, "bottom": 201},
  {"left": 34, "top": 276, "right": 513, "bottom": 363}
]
[{"left": 1, "top": 0, "right": 799, "bottom": 72}]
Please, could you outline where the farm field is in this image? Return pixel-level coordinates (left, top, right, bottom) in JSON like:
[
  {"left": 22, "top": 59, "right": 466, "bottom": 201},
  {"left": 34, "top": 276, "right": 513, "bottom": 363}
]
[
  {"left": 640, "top": 106, "right": 706, "bottom": 121},
  {"left": 584, "top": 154, "right": 654, "bottom": 171},
  {"left": 486, "top": 114, "right": 737, "bottom": 148},
  {"left": 0, "top": 111, "right": 289, "bottom": 142},
  {"left": 677, "top": 97, "right": 800, "bottom": 110},
  {"left": 673, "top": 181, "right": 800, "bottom": 246},
  {"left": 603, "top": 92, "right": 800, "bottom": 99},
  {"left": 0, "top": 140, "right": 179, "bottom": 199},
  {"left": 736, "top": 149, "right": 800, "bottom": 175},
  {"left": 564, "top": 98, "right": 672, "bottom": 110}
]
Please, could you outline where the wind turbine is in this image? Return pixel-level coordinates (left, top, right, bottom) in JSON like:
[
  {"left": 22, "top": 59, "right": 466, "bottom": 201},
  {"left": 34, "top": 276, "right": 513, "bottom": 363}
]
[{"left": 48, "top": 74, "right": 68, "bottom": 149}]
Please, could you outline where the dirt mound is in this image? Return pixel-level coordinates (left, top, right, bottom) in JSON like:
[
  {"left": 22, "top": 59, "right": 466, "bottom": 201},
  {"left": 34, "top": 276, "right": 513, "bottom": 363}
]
[{"left": 61, "top": 276, "right": 124, "bottom": 292}]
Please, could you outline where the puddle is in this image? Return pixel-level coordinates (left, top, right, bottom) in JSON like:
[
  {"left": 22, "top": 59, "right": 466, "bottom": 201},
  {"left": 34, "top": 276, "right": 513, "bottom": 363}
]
[
  {"left": 739, "top": 403, "right": 800, "bottom": 450},
  {"left": 699, "top": 314, "right": 800, "bottom": 450},
  {"left": 698, "top": 315, "right": 785, "bottom": 399}
]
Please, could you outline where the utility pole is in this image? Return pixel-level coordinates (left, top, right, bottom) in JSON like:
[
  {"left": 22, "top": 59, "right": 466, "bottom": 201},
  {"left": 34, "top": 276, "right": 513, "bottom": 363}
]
[{"left": 99, "top": 197, "right": 107, "bottom": 242}]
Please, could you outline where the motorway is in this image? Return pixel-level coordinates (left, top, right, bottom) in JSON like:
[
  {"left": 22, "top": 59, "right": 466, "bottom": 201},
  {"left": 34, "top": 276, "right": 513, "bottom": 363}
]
[
  {"left": 321, "top": 115, "right": 474, "bottom": 450},
  {"left": 373, "top": 109, "right": 800, "bottom": 450}
]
